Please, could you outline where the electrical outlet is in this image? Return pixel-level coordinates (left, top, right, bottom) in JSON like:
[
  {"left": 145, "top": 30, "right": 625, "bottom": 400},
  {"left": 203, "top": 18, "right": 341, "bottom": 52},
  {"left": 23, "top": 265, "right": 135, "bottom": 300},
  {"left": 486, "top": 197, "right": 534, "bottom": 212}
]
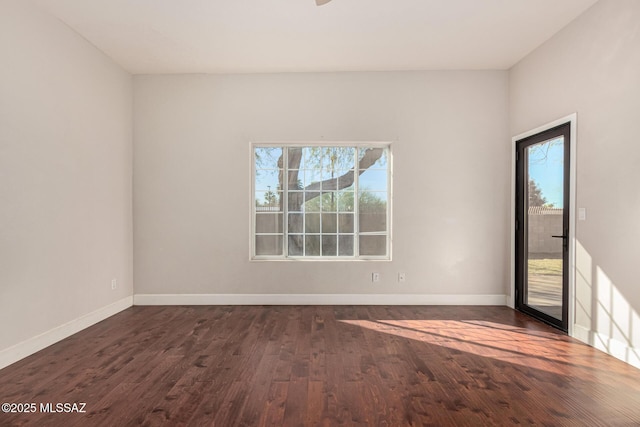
[
  {"left": 372, "top": 272, "right": 380, "bottom": 282},
  {"left": 111, "top": 279, "right": 117, "bottom": 290},
  {"left": 398, "top": 272, "right": 406, "bottom": 282}
]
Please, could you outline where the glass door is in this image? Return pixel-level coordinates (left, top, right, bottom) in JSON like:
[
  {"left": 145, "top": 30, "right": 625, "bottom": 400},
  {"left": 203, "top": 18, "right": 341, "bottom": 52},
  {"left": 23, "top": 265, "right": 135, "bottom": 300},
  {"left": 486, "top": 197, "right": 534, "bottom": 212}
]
[{"left": 515, "top": 122, "right": 570, "bottom": 331}]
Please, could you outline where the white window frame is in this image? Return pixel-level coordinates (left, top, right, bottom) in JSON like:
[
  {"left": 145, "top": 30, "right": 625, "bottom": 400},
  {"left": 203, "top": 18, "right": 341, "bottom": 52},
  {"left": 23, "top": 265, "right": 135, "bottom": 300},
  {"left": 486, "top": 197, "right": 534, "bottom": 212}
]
[{"left": 251, "top": 142, "right": 392, "bottom": 261}]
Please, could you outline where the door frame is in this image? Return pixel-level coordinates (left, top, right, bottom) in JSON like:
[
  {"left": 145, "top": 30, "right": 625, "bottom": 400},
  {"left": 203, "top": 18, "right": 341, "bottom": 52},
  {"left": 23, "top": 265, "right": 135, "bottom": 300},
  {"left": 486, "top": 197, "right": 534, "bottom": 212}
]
[{"left": 510, "top": 113, "right": 577, "bottom": 335}]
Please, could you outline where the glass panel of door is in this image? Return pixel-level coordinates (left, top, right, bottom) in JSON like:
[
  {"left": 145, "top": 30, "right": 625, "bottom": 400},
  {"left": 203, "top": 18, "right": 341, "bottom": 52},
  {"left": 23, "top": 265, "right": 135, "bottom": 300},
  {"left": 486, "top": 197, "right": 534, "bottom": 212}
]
[{"left": 525, "top": 136, "right": 564, "bottom": 320}]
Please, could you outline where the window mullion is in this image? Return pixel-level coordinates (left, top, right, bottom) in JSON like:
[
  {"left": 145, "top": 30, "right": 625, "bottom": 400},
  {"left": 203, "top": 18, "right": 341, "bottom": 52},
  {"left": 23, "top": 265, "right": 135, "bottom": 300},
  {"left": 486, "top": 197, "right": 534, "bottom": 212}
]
[
  {"left": 354, "top": 147, "right": 360, "bottom": 258},
  {"left": 319, "top": 151, "right": 322, "bottom": 257},
  {"left": 283, "top": 146, "right": 289, "bottom": 258}
]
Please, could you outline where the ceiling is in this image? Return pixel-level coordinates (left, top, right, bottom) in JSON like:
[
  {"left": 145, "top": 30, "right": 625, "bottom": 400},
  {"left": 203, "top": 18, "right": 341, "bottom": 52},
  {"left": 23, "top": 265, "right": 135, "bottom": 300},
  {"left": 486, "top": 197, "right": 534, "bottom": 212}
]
[{"left": 35, "top": 0, "right": 598, "bottom": 74}]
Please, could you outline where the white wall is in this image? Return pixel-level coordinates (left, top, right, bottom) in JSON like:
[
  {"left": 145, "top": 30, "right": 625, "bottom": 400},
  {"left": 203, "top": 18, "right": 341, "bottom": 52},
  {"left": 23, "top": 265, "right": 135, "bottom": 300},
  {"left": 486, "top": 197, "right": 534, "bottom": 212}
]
[
  {"left": 0, "top": 1, "right": 133, "bottom": 363},
  {"left": 133, "top": 71, "right": 510, "bottom": 300},
  {"left": 510, "top": 0, "right": 640, "bottom": 366}
]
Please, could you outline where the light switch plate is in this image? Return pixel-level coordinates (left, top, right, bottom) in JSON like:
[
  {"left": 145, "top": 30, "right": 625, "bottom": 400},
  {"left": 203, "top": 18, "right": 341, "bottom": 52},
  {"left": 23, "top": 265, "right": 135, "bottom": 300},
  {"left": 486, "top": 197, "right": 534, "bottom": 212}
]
[{"left": 578, "top": 207, "right": 586, "bottom": 221}]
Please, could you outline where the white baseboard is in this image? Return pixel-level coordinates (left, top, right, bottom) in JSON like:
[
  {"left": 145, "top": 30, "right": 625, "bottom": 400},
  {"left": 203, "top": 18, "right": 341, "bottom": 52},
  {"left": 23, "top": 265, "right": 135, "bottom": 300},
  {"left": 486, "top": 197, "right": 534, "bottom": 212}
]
[
  {"left": 133, "top": 293, "right": 507, "bottom": 306},
  {"left": 572, "top": 324, "right": 591, "bottom": 344},
  {"left": 0, "top": 296, "right": 133, "bottom": 371},
  {"left": 572, "top": 324, "right": 640, "bottom": 369},
  {"left": 505, "top": 295, "right": 515, "bottom": 309}
]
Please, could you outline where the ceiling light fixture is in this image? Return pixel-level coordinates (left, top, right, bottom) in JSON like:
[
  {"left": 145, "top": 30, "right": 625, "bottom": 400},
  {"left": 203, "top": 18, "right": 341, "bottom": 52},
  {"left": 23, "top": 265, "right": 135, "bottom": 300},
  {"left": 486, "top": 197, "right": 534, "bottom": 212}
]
[{"left": 316, "top": 0, "right": 332, "bottom": 5}]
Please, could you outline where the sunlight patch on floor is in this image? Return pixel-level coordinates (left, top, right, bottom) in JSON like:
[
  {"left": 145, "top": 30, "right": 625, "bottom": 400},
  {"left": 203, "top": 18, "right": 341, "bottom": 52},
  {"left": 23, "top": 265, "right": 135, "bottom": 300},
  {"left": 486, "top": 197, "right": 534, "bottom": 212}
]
[{"left": 338, "top": 318, "right": 636, "bottom": 384}]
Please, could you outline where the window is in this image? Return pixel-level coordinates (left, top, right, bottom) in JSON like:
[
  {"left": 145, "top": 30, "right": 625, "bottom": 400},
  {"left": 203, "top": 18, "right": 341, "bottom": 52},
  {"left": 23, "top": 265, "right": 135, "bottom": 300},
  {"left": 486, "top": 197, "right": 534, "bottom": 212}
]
[{"left": 253, "top": 144, "right": 391, "bottom": 259}]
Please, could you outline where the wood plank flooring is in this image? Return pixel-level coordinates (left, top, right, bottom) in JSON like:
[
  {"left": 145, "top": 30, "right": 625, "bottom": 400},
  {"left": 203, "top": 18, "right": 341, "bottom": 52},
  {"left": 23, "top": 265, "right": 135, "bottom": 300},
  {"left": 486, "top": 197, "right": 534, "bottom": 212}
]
[{"left": 1, "top": 305, "right": 640, "bottom": 426}]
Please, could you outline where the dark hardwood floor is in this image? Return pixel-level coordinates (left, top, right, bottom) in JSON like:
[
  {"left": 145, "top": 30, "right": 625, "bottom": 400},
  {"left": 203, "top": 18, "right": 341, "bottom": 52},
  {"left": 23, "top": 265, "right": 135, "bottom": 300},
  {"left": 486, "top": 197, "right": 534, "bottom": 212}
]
[{"left": 1, "top": 305, "right": 640, "bottom": 426}]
